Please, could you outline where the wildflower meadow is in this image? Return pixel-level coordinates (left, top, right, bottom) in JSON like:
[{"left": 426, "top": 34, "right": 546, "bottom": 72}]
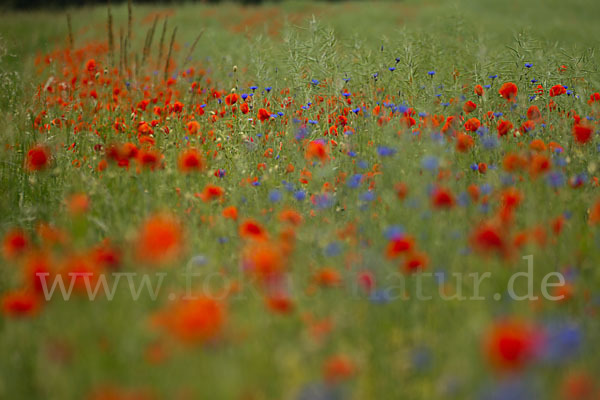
[{"left": 1, "top": 0, "right": 600, "bottom": 398}]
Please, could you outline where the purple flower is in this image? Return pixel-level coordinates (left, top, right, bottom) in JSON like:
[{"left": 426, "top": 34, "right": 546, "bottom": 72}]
[{"left": 377, "top": 146, "right": 396, "bottom": 157}]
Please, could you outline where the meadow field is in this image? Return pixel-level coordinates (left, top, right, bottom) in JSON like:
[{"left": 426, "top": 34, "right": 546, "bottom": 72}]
[{"left": 1, "top": 0, "right": 600, "bottom": 398}]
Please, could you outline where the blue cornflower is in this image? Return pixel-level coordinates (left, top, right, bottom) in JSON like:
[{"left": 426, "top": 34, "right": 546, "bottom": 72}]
[
  {"left": 384, "top": 225, "right": 405, "bottom": 240},
  {"left": 269, "top": 190, "right": 282, "bottom": 203},
  {"left": 482, "top": 135, "right": 499, "bottom": 149},
  {"left": 543, "top": 322, "right": 581, "bottom": 363},
  {"left": 377, "top": 146, "right": 397, "bottom": 157},
  {"left": 458, "top": 191, "right": 469, "bottom": 207},
  {"left": 265, "top": 86, "right": 272, "bottom": 92},
  {"left": 428, "top": 70, "right": 436, "bottom": 76},
  {"left": 421, "top": 156, "right": 439, "bottom": 171},
  {"left": 361, "top": 191, "right": 375, "bottom": 202},
  {"left": 294, "top": 190, "right": 306, "bottom": 201},
  {"left": 325, "top": 242, "right": 342, "bottom": 257},
  {"left": 480, "top": 184, "right": 492, "bottom": 195},
  {"left": 525, "top": 63, "right": 533, "bottom": 68},
  {"left": 389, "top": 67, "right": 396, "bottom": 72},
  {"left": 476, "top": 126, "right": 489, "bottom": 136},
  {"left": 547, "top": 172, "right": 565, "bottom": 188},
  {"left": 348, "top": 174, "right": 362, "bottom": 189},
  {"left": 295, "top": 126, "right": 308, "bottom": 140},
  {"left": 314, "top": 194, "right": 332, "bottom": 209},
  {"left": 370, "top": 289, "right": 392, "bottom": 304},
  {"left": 555, "top": 157, "right": 567, "bottom": 167},
  {"left": 282, "top": 180, "right": 294, "bottom": 191},
  {"left": 250, "top": 85, "right": 258, "bottom": 91},
  {"left": 501, "top": 174, "right": 515, "bottom": 186}
]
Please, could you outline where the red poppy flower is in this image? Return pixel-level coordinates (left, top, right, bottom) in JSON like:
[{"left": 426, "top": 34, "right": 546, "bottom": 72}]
[
  {"left": 199, "top": 184, "right": 224, "bottom": 202},
  {"left": 549, "top": 84, "right": 566, "bottom": 97},
  {"left": 529, "top": 139, "right": 546, "bottom": 152},
  {"left": 224, "top": 93, "right": 238, "bottom": 106},
  {"left": 456, "top": 132, "right": 474, "bottom": 152},
  {"left": 85, "top": 58, "right": 97, "bottom": 72},
  {"left": 257, "top": 108, "right": 271, "bottom": 122},
  {"left": 499, "top": 82, "right": 518, "bottom": 101},
  {"left": 265, "top": 293, "right": 294, "bottom": 314},
  {"left": 186, "top": 120, "right": 201, "bottom": 135},
  {"left": 136, "top": 149, "right": 163, "bottom": 170},
  {"left": 463, "top": 100, "right": 477, "bottom": 114},
  {"left": 25, "top": 144, "right": 51, "bottom": 171},
  {"left": 66, "top": 193, "right": 90, "bottom": 216},
  {"left": 222, "top": 205, "right": 238, "bottom": 221},
  {"left": 2, "top": 290, "right": 40, "bottom": 317},
  {"left": 497, "top": 120, "right": 513, "bottom": 137},
  {"left": 589, "top": 92, "right": 600, "bottom": 105},
  {"left": 483, "top": 319, "right": 540, "bottom": 372},
  {"left": 386, "top": 235, "right": 415, "bottom": 259},
  {"left": 135, "top": 214, "right": 183, "bottom": 265},
  {"left": 2, "top": 229, "right": 29, "bottom": 259},
  {"left": 178, "top": 148, "right": 205, "bottom": 172},
  {"left": 526, "top": 105, "right": 542, "bottom": 122},
  {"left": 464, "top": 117, "right": 481, "bottom": 132},
  {"left": 243, "top": 242, "right": 284, "bottom": 284},
  {"left": 529, "top": 154, "right": 551, "bottom": 177},
  {"left": 403, "top": 251, "right": 428, "bottom": 273},
  {"left": 278, "top": 209, "right": 303, "bottom": 226},
  {"left": 431, "top": 187, "right": 455, "bottom": 209},
  {"left": 471, "top": 222, "right": 507, "bottom": 255},
  {"left": 313, "top": 267, "right": 342, "bottom": 287},
  {"left": 323, "top": 355, "right": 356, "bottom": 383},
  {"left": 590, "top": 198, "right": 600, "bottom": 225},
  {"left": 519, "top": 120, "right": 535, "bottom": 134},
  {"left": 502, "top": 152, "right": 526, "bottom": 172},
  {"left": 152, "top": 296, "right": 226, "bottom": 345},
  {"left": 306, "top": 140, "right": 329, "bottom": 162},
  {"left": 239, "top": 219, "right": 268, "bottom": 241},
  {"left": 573, "top": 123, "right": 593, "bottom": 144}
]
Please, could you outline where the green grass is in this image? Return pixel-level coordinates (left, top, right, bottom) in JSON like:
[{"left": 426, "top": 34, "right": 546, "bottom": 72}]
[{"left": 0, "top": 1, "right": 600, "bottom": 399}]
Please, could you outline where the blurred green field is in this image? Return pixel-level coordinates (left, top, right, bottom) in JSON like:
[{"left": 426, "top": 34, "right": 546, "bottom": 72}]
[{"left": 1, "top": 1, "right": 600, "bottom": 399}]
